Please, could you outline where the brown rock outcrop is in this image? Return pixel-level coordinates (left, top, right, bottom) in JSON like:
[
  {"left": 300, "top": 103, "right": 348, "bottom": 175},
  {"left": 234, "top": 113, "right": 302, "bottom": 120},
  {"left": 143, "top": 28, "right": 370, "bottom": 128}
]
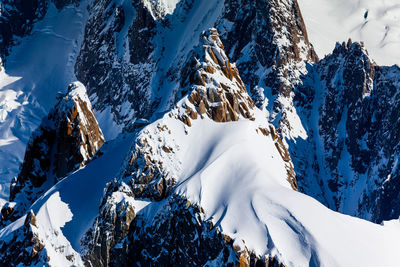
[
  {"left": 5, "top": 82, "right": 105, "bottom": 221},
  {"left": 180, "top": 29, "right": 256, "bottom": 125},
  {"left": 83, "top": 29, "right": 298, "bottom": 266},
  {"left": 0, "top": 210, "right": 44, "bottom": 265}
]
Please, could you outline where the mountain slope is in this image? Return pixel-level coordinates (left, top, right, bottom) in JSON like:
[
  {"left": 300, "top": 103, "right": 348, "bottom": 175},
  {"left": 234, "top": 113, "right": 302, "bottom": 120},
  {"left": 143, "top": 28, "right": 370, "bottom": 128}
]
[
  {"left": 75, "top": 0, "right": 317, "bottom": 140},
  {"left": 83, "top": 28, "right": 297, "bottom": 266},
  {"left": 0, "top": 0, "right": 314, "bottom": 201},
  {"left": 292, "top": 41, "right": 400, "bottom": 223},
  {"left": 0, "top": 132, "right": 133, "bottom": 266},
  {"left": 2, "top": 0, "right": 400, "bottom": 266},
  {"left": 2, "top": 29, "right": 400, "bottom": 267},
  {"left": 298, "top": 0, "right": 400, "bottom": 66},
  {"left": 1, "top": 82, "right": 104, "bottom": 224},
  {"left": 0, "top": 1, "right": 88, "bottom": 200}
]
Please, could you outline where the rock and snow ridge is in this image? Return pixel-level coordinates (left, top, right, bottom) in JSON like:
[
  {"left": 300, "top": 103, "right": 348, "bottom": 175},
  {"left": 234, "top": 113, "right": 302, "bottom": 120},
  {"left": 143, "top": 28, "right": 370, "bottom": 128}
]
[
  {"left": 0, "top": 193, "right": 83, "bottom": 266},
  {"left": 67, "top": 29, "right": 400, "bottom": 267},
  {"left": 0, "top": 0, "right": 88, "bottom": 200},
  {"left": 82, "top": 28, "right": 297, "bottom": 266},
  {"left": 75, "top": 0, "right": 317, "bottom": 141},
  {"left": 1, "top": 82, "right": 104, "bottom": 225},
  {"left": 2, "top": 28, "right": 400, "bottom": 267},
  {"left": 1, "top": 0, "right": 400, "bottom": 266},
  {"left": 292, "top": 40, "right": 400, "bottom": 223}
]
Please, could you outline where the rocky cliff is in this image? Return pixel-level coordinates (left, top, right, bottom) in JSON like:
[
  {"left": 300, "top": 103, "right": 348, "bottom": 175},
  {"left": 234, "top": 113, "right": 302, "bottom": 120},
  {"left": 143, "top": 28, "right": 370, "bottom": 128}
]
[
  {"left": 2, "top": 82, "right": 104, "bottom": 223},
  {"left": 82, "top": 29, "right": 296, "bottom": 267},
  {"left": 292, "top": 40, "right": 400, "bottom": 223},
  {"left": 75, "top": 0, "right": 316, "bottom": 140},
  {"left": 0, "top": 195, "right": 83, "bottom": 266},
  {"left": 2, "top": 0, "right": 400, "bottom": 266}
]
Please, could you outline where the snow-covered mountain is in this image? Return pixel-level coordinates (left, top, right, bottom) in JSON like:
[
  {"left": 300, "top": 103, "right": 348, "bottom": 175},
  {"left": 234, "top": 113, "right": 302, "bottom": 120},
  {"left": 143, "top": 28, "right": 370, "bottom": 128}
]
[
  {"left": 290, "top": 40, "right": 400, "bottom": 223},
  {"left": 0, "top": 1, "right": 88, "bottom": 200},
  {"left": 1, "top": 81, "right": 104, "bottom": 225},
  {"left": 1, "top": 0, "right": 400, "bottom": 266}
]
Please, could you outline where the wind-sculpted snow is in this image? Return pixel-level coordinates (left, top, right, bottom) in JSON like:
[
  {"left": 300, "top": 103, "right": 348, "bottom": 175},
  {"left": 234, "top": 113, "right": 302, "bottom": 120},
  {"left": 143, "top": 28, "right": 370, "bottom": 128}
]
[
  {"left": 0, "top": 192, "right": 83, "bottom": 266},
  {"left": 3, "top": 0, "right": 400, "bottom": 266},
  {"left": 82, "top": 29, "right": 297, "bottom": 266},
  {"left": 79, "top": 30, "right": 400, "bottom": 267},
  {"left": 0, "top": 130, "right": 135, "bottom": 266},
  {"left": 298, "top": 0, "right": 400, "bottom": 66}
]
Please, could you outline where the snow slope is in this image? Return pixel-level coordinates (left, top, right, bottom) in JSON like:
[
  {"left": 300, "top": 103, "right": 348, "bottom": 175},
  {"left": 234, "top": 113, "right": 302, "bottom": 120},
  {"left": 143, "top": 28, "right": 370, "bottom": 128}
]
[
  {"left": 0, "top": 2, "right": 88, "bottom": 199},
  {"left": 5, "top": 100, "right": 400, "bottom": 266},
  {"left": 298, "top": 0, "right": 400, "bottom": 66},
  {"left": 81, "top": 30, "right": 400, "bottom": 265},
  {"left": 109, "top": 104, "right": 400, "bottom": 266},
  {"left": 0, "top": 132, "right": 135, "bottom": 259},
  {"left": 142, "top": 0, "right": 181, "bottom": 18}
]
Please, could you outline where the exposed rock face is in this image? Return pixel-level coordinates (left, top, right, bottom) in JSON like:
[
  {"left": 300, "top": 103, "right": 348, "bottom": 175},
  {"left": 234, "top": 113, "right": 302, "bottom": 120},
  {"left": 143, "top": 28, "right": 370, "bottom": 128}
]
[
  {"left": 180, "top": 28, "right": 256, "bottom": 124},
  {"left": 82, "top": 29, "right": 294, "bottom": 266},
  {"left": 85, "top": 193, "right": 284, "bottom": 267},
  {"left": 293, "top": 40, "right": 400, "bottom": 223},
  {"left": 4, "top": 82, "right": 104, "bottom": 222},
  {"left": 217, "top": 0, "right": 318, "bottom": 139},
  {"left": 75, "top": 0, "right": 158, "bottom": 127},
  {"left": 0, "top": 195, "right": 83, "bottom": 266},
  {"left": 75, "top": 0, "right": 316, "bottom": 140},
  {"left": 3, "top": 0, "right": 400, "bottom": 265},
  {"left": 0, "top": 210, "right": 45, "bottom": 266}
]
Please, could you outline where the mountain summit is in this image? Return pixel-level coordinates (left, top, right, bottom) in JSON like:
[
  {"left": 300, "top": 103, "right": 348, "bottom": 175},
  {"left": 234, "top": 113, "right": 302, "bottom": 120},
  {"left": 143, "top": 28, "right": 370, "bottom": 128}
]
[{"left": 1, "top": 0, "right": 400, "bottom": 266}]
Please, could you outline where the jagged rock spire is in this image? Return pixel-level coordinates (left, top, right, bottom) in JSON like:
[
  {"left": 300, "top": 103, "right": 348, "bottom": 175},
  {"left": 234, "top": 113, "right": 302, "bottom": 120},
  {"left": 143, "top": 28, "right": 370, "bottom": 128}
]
[
  {"left": 4, "top": 82, "right": 105, "bottom": 222},
  {"left": 178, "top": 28, "right": 256, "bottom": 125},
  {"left": 83, "top": 28, "right": 297, "bottom": 266}
]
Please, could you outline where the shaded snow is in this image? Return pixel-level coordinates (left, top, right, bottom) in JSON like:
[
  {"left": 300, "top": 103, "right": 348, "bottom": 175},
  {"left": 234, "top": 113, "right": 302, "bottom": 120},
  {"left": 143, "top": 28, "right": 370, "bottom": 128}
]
[
  {"left": 31, "top": 133, "right": 135, "bottom": 251},
  {"left": 0, "top": 2, "right": 89, "bottom": 199},
  {"left": 3, "top": 101, "right": 400, "bottom": 266},
  {"left": 110, "top": 52, "right": 400, "bottom": 264},
  {"left": 0, "top": 192, "right": 83, "bottom": 266},
  {"left": 133, "top": 107, "right": 400, "bottom": 266},
  {"left": 0, "top": 133, "right": 136, "bottom": 264}
]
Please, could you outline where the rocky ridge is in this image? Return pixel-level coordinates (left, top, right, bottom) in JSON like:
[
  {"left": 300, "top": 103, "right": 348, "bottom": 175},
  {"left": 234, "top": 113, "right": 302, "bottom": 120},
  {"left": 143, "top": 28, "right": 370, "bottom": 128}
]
[
  {"left": 82, "top": 29, "right": 295, "bottom": 266},
  {"left": 75, "top": 0, "right": 317, "bottom": 141},
  {"left": 1, "top": 82, "right": 104, "bottom": 223},
  {"left": 216, "top": 0, "right": 318, "bottom": 140},
  {"left": 2, "top": 0, "right": 400, "bottom": 266},
  {"left": 292, "top": 40, "right": 400, "bottom": 223},
  {"left": 0, "top": 194, "right": 83, "bottom": 266}
]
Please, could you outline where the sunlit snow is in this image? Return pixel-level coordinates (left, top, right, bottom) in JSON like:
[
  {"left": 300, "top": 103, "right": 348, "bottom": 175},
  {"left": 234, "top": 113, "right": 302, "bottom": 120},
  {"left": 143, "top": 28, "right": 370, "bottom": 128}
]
[{"left": 298, "top": 0, "right": 400, "bottom": 66}]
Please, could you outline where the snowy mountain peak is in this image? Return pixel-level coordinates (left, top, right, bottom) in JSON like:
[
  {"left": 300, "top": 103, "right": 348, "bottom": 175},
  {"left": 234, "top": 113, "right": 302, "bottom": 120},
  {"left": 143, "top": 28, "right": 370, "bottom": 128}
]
[
  {"left": 141, "top": 0, "right": 181, "bottom": 19},
  {"left": 81, "top": 28, "right": 299, "bottom": 266},
  {"left": 3, "top": 1, "right": 400, "bottom": 266},
  {"left": 179, "top": 28, "right": 256, "bottom": 125},
  {"left": 3, "top": 82, "right": 104, "bottom": 223},
  {"left": 322, "top": 39, "right": 376, "bottom": 100}
]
